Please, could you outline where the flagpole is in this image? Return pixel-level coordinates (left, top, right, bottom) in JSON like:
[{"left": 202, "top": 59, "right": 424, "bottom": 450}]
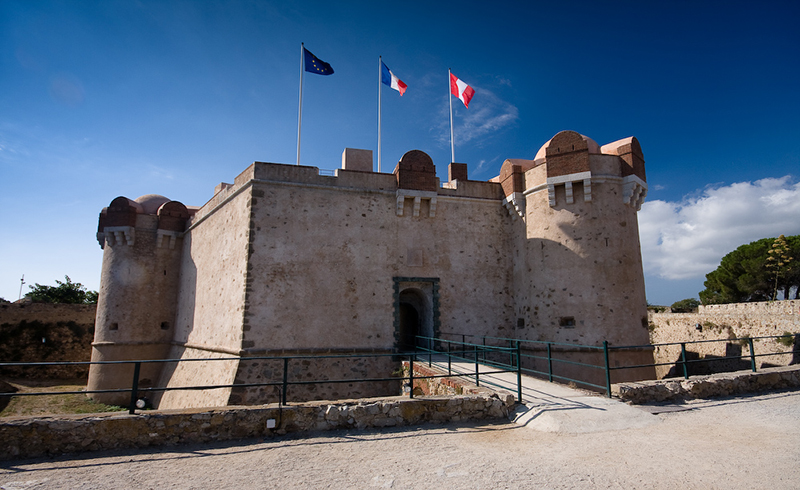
[
  {"left": 448, "top": 68, "right": 455, "bottom": 163},
  {"left": 296, "top": 43, "right": 305, "bottom": 166},
  {"left": 378, "top": 56, "right": 382, "bottom": 173}
]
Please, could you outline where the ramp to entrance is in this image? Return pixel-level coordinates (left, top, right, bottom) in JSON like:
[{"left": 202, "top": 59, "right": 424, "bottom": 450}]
[{"left": 424, "top": 356, "right": 658, "bottom": 434}]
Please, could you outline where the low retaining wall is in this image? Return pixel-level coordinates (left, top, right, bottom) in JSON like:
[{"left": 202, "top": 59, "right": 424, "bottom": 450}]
[
  {"left": 1, "top": 363, "right": 517, "bottom": 461},
  {"left": 612, "top": 365, "right": 800, "bottom": 404}
]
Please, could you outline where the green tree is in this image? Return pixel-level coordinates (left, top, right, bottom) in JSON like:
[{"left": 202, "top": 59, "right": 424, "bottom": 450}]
[
  {"left": 700, "top": 235, "right": 800, "bottom": 304},
  {"left": 25, "top": 276, "right": 99, "bottom": 304},
  {"left": 671, "top": 298, "right": 700, "bottom": 313},
  {"left": 766, "top": 235, "right": 795, "bottom": 301}
]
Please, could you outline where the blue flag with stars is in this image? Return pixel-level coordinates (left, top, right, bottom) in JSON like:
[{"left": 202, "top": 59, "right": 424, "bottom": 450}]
[{"left": 303, "top": 48, "right": 334, "bottom": 75}]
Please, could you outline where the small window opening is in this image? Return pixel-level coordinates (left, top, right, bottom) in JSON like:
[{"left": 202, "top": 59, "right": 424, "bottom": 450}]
[
  {"left": 559, "top": 317, "right": 575, "bottom": 328},
  {"left": 109, "top": 322, "right": 119, "bottom": 330},
  {"left": 160, "top": 321, "right": 170, "bottom": 330},
  {"left": 516, "top": 318, "right": 525, "bottom": 329}
]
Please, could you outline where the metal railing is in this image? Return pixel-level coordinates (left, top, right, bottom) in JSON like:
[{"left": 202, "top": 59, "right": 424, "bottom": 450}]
[
  {"left": 0, "top": 341, "right": 523, "bottom": 415},
  {"left": 611, "top": 334, "right": 800, "bottom": 380},
  {"left": 413, "top": 336, "right": 522, "bottom": 402},
  {"left": 2, "top": 333, "right": 795, "bottom": 412},
  {"left": 440, "top": 332, "right": 610, "bottom": 394},
  {"left": 439, "top": 331, "right": 799, "bottom": 397}
]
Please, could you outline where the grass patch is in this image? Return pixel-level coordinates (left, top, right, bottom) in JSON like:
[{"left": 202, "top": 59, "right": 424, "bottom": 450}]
[
  {"left": 1, "top": 379, "right": 125, "bottom": 417},
  {"left": 776, "top": 332, "right": 795, "bottom": 347}
]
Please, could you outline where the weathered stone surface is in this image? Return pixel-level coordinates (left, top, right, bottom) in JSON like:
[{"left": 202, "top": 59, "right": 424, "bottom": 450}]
[
  {"left": 648, "top": 300, "right": 800, "bottom": 379},
  {"left": 0, "top": 303, "right": 95, "bottom": 378},
  {"left": 612, "top": 365, "right": 800, "bottom": 404},
  {"left": 0, "top": 391, "right": 511, "bottom": 460}
]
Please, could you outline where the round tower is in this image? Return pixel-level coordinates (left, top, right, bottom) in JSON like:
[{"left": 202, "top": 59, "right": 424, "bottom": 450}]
[
  {"left": 87, "top": 194, "right": 190, "bottom": 405},
  {"left": 500, "top": 130, "right": 654, "bottom": 383}
]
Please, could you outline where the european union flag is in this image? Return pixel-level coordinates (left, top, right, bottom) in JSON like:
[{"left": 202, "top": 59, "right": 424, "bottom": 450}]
[{"left": 303, "top": 48, "right": 334, "bottom": 75}]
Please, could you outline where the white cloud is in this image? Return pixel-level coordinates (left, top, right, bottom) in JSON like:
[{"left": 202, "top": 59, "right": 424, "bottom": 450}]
[
  {"left": 639, "top": 176, "right": 800, "bottom": 281},
  {"left": 434, "top": 88, "right": 518, "bottom": 147}
]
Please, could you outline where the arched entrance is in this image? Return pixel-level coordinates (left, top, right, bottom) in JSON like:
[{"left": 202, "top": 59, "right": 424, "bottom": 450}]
[
  {"left": 393, "top": 277, "right": 439, "bottom": 352},
  {"left": 398, "top": 288, "right": 426, "bottom": 350}
]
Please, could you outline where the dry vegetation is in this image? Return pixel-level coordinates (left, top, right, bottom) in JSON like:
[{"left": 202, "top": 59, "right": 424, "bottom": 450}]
[{"left": 0, "top": 379, "right": 125, "bottom": 417}]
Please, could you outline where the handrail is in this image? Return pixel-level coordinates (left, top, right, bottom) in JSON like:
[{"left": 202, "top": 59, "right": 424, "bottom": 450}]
[
  {"left": 438, "top": 331, "right": 798, "bottom": 396},
  {"left": 0, "top": 340, "right": 524, "bottom": 415}
]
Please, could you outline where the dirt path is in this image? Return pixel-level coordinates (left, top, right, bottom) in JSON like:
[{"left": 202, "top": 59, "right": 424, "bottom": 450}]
[{"left": 1, "top": 390, "right": 798, "bottom": 489}]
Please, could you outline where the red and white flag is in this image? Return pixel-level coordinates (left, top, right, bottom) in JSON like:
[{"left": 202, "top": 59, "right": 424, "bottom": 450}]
[{"left": 450, "top": 73, "right": 475, "bottom": 108}]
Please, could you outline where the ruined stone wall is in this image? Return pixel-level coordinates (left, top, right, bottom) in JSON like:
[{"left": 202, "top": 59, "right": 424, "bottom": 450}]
[
  {"left": 0, "top": 303, "right": 95, "bottom": 378},
  {"left": 648, "top": 300, "right": 800, "bottom": 378}
]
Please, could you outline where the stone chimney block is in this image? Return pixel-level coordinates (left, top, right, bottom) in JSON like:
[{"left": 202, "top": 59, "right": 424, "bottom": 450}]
[{"left": 342, "top": 148, "right": 373, "bottom": 172}]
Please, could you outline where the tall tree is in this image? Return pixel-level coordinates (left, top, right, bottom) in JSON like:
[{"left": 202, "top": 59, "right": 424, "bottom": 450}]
[
  {"left": 25, "top": 276, "right": 99, "bottom": 304},
  {"left": 700, "top": 235, "right": 800, "bottom": 304},
  {"left": 766, "top": 235, "right": 794, "bottom": 301}
]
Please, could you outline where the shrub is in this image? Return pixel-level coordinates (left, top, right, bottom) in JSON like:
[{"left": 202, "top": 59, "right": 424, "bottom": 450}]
[{"left": 671, "top": 298, "right": 700, "bottom": 313}]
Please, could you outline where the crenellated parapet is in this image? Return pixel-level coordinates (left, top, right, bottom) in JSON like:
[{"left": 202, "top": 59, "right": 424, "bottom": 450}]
[{"left": 498, "top": 130, "right": 649, "bottom": 218}]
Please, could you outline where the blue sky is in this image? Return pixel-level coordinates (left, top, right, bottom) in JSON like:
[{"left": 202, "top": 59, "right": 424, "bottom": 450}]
[{"left": 1, "top": 0, "right": 799, "bottom": 305}]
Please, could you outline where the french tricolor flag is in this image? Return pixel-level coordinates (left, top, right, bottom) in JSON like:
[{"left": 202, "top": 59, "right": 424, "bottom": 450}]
[
  {"left": 381, "top": 61, "right": 407, "bottom": 96},
  {"left": 450, "top": 72, "right": 475, "bottom": 108}
]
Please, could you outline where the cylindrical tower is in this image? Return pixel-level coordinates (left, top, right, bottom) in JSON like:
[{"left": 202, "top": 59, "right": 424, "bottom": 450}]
[
  {"left": 87, "top": 194, "right": 189, "bottom": 406},
  {"left": 500, "top": 130, "right": 654, "bottom": 384}
]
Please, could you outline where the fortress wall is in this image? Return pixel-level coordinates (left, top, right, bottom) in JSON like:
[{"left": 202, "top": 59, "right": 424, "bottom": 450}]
[
  {"left": 240, "top": 172, "right": 514, "bottom": 353},
  {"left": 0, "top": 303, "right": 96, "bottom": 378},
  {"left": 172, "top": 187, "right": 251, "bottom": 352},
  {"left": 242, "top": 180, "right": 398, "bottom": 351},
  {"left": 229, "top": 355, "right": 401, "bottom": 405},
  {"left": 649, "top": 300, "right": 800, "bottom": 378},
  {"left": 189, "top": 164, "right": 255, "bottom": 226},
  {"left": 437, "top": 179, "right": 505, "bottom": 200},
  {"left": 153, "top": 346, "right": 239, "bottom": 410},
  {"left": 429, "top": 196, "right": 515, "bottom": 338}
]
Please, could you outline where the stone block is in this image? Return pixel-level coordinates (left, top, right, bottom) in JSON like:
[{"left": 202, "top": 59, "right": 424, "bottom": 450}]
[{"left": 341, "top": 148, "right": 373, "bottom": 172}]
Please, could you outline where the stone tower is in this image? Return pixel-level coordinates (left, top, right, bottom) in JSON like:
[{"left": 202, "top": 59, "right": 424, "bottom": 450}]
[
  {"left": 87, "top": 194, "right": 190, "bottom": 405},
  {"left": 498, "top": 130, "right": 652, "bottom": 381}
]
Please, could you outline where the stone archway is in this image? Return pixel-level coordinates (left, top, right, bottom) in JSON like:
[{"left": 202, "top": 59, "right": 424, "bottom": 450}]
[
  {"left": 398, "top": 288, "right": 426, "bottom": 350},
  {"left": 393, "top": 277, "right": 439, "bottom": 352}
]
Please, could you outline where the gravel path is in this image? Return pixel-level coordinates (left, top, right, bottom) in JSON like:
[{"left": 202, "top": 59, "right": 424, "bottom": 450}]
[{"left": 2, "top": 390, "right": 798, "bottom": 489}]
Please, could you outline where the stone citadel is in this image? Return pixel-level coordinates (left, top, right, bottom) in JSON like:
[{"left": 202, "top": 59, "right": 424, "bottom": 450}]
[{"left": 87, "top": 130, "right": 654, "bottom": 409}]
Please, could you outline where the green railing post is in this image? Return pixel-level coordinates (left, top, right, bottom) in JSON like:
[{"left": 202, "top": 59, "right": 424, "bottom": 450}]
[
  {"left": 603, "top": 341, "right": 612, "bottom": 398},
  {"left": 516, "top": 341, "right": 522, "bottom": 404},
  {"left": 748, "top": 337, "right": 757, "bottom": 372},
  {"left": 128, "top": 361, "right": 141, "bottom": 414},
  {"left": 547, "top": 342, "right": 553, "bottom": 382},
  {"left": 482, "top": 336, "right": 487, "bottom": 362},
  {"left": 509, "top": 339, "right": 514, "bottom": 367},
  {"left": 447, "top": 341, "right": 452, "bottom": 375},
  {"left": 282, "top": 357, "right": 289, "bottom": 406},
  {"left": 409, "top": 357, "right": 415, "bottom": 399},
  {"left": 680, "top": 343, "right": 689, "bottom": 379},
  {"left": 474, "top": 344, "right": 480, "bottom": 387}
]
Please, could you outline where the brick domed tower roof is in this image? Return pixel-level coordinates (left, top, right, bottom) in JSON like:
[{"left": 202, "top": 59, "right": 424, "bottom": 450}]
[{"left": 135, "top": 194, "right": 171, "bottom": 215}]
